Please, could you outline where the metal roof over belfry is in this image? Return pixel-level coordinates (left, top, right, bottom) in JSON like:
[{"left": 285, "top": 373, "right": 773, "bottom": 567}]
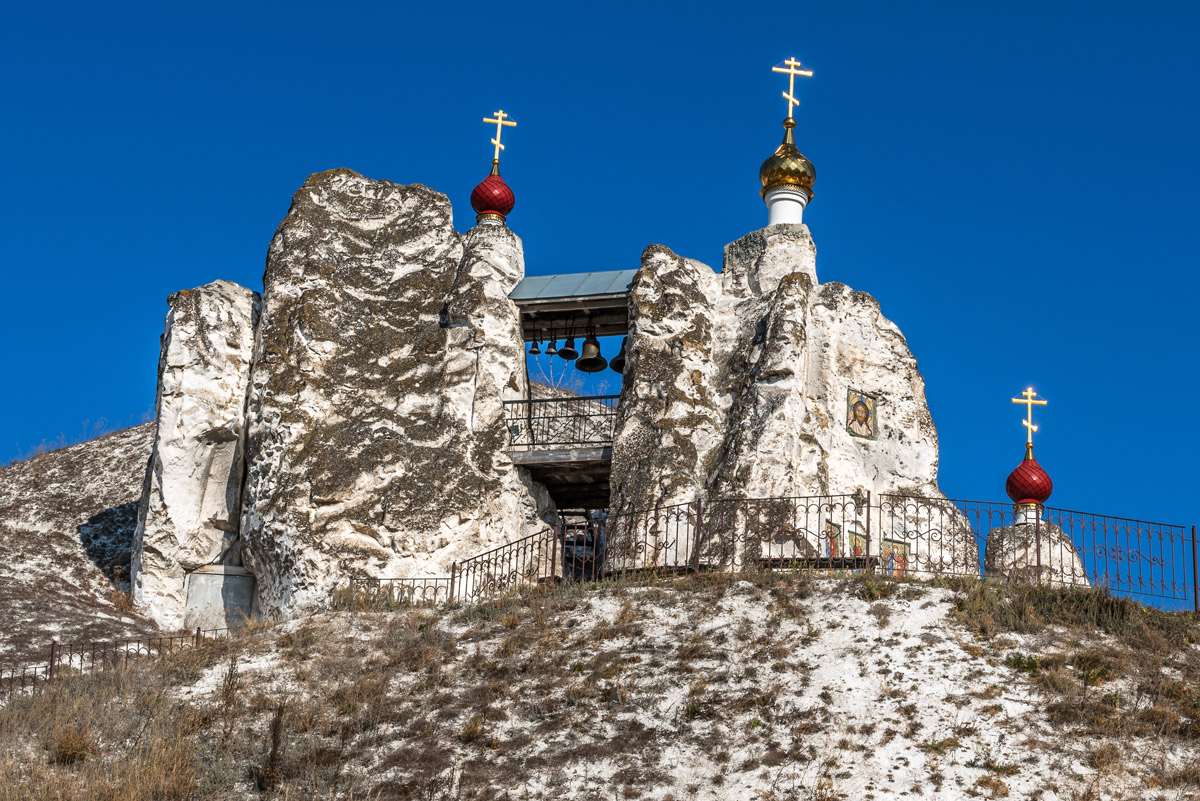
[{"left": 509, "top": 269, "right": 634, "bottom": 342}]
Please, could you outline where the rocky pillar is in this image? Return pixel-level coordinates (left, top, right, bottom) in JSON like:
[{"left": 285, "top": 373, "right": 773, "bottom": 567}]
[
  {"left": 609, "top": 245, "right": 724, "bottom": 513},
  {"left": 131, "top": 280, "right": 260, "bottom": 629},
  {"left": 239, "top": 170, "right": 553, "bottom": 619}
]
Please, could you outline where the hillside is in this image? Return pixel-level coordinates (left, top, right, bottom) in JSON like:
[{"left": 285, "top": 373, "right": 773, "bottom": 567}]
[
  {"left": 2, "top": 573, "right": 1198, "bottom": 800},
  {"left": 0, "top": 424, "right": 157, "bottom": 665}
]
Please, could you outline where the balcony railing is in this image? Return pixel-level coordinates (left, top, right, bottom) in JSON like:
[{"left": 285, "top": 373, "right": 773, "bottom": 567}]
[{"left": 504, "top": 395, "right": 619, "bottom": 450}]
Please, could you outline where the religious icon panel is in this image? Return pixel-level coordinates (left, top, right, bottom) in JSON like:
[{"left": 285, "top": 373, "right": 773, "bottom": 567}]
[
  {"left": 822, "top": 520, "right": 841, "bottom": 559},
  {"left": 846, "top": 390, "right": 878, "bottom": 440},
  {"left": 880, "top": 540, "right": 910, "bottom": 578},
  {"left": 850, "top": 532, "right": 867, "bottom": 559}
]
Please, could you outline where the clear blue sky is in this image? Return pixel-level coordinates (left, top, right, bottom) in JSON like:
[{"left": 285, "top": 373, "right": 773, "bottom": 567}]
[{"left": 2, "top": 1, "right": 1196, "bottom": 526}]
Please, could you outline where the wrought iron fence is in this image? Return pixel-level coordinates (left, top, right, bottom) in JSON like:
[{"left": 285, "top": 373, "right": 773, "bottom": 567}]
[
  {"left": 592, "top": 494, "right": 1197, "bottom": 611},
  {"left": 1, "top": 628, "right": 227, "bottom": 697},
  {"left": 454, "top": 528, "right": 558, "bottom": 603},
  {"left": 1044, "top": 506, "right": 1195, "bottom": 609},
  {"left": 503, "top": 395, "right": 619, "bottom": 450},
  {"left": 874, "top": 495, "right": 1198, "bottom": 609},
  {"left": 343, "top": 577, "right": 453, "bottom": 608},
  {"left": 335, "top": 493, "right": 1197, "bottom": 613}
]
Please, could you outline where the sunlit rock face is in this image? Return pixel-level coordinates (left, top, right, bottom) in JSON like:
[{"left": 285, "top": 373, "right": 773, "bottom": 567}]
[
  {"left": 239, "top": 170, "right": 554, "bottom": 618},
  {"left": 609, "top": 245, "right": 725, "bottom": 513},
  {"left": 0, "top": 424, "right": 156, "bottom": 664},
  {"left": 611, "top": 224, "right": 975, "bottom": 571},
  {"left": 985, "top": 515, "right": 1088, "bottom": 585},
  {"left": 131, "top": 281, "right": 260, "bottom": 628}
]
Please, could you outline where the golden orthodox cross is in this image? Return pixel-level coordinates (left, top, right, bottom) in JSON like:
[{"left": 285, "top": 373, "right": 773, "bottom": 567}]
[
  {"left": 1011, "top": 388, "right": 1048, "bottom": 448},
  {"left": 483, "top": 109, "right": 517, "bottom": 163},
  {"left": 772, "top": 57, "right": 813, "bottom": 119}
]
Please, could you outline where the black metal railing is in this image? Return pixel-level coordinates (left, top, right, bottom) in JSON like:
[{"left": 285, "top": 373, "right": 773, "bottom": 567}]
[
  {"left": 334, "top": 493, "right": 1197, "bottom": 613},
  {"left": 342, "top": 577, "right": 453, "bottom": 608},
  {"left": 503, "top": 395, "right": 619, "bottom": 450},
  {"left": 1, "top": 628, "right": 228, "bottom": 697},
  {"left": 19, "top": 497, "right": 1190, "bottom": 696}
]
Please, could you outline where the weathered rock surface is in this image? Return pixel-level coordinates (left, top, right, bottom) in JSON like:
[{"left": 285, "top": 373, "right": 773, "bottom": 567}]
[
  {"left": 985, "top": 514, "right": 1089, "bottom": 585},
  {"left": 0, "top": 425, "right": 157, "bottom": 665},
  {"left": 131, "top": 280, "right": 260, "bottom": 629},
  {"left": 239, "top": 170, "right": 553, "bottom": 618},
  {"left": 611, "top": 224, "right": 974, "bottom": 570}
]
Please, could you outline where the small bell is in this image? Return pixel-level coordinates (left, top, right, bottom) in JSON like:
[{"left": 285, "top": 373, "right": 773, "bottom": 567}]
[
  {"left": 609, "top": 336, "right": 627, "bottom": 374},
  {"left": 545, "top": 327, "right": 558, "bottom": 356},
  {"left": 528, "top": 337, "right": 541, "bottom": 355},
  {"left": 575, "top": 334, "right": 608, "bottom": 373},
  {"left": 557, "top": 336, "right": 579, "bottom": 361}
]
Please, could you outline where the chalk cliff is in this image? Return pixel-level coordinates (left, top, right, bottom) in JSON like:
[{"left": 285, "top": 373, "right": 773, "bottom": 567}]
[
  {"left": 610, "top": 224, "right": 975, "bottom": 571},
  {"left": 238, "top": 170, "right": 554, "bottom": 618},
  {"left": 131, "top": 280, "right": 259, "bottom": 629}
]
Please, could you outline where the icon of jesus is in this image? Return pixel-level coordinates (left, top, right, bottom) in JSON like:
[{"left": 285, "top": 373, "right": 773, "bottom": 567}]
[{"left": 846, "top": 391, "right": 877, "bottom": 440}]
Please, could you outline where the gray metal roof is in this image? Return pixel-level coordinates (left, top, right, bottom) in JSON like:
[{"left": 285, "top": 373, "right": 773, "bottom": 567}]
[{"left": 509, "top": 269, "right": 636, "bottom": 301}]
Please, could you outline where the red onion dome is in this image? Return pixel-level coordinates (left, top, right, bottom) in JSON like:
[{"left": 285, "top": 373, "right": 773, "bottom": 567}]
[
  {"left": 470, "top": 163, "right": 515, "bottom": 224},
  {"left": 1006, "top": 453, "right": 1053, "bottom": 506}
]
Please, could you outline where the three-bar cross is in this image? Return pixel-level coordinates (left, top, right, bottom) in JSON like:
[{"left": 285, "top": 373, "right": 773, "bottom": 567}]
[
  {"left": 1011, "top": 388, "right": 1048, "bottom": 449},
  {"left": 772, "top": 57, "right": 814, "bottom": 119},
  {"left": 483, "top": 109, "right": 517, "bottom": 163}
]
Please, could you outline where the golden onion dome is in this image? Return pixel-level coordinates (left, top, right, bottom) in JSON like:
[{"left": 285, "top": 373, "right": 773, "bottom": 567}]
[{"left": 759, "top": 117, "right": 815, "bottom": 200}]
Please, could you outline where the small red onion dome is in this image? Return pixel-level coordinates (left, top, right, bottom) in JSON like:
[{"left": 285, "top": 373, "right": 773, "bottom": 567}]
[
  {"left": 470, "top": 162, "right": 515, "bottom": 225},
  {"left": 1006, "top": 452, "right": 1053, "bottom": 506}
]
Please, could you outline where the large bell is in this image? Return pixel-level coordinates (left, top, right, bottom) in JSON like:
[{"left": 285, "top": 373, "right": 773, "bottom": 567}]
[
  {"left": 609, "top": 336, "right": 627, "bottom": 374},
  {"left": 557, "top": 336, "right": 579, "bottom": 361},
  {"left": 575, "top": 335, "right": 608, "bottom": 373}
]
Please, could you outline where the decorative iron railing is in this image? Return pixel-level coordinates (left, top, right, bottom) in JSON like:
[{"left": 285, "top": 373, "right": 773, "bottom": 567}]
[
  {"left": 0, "top": 628, "right": 227, "bottom": 697},
  {"left": 503, "top": 395, "right": 619, "bottom": 450},
  {"left": 343, "top": 577, "right": 453, "bottom": 608},
  {"left": 16, "top": 498, "right": 1190, "bottom": 697},
  {"left": 335, "top": 493, "right": 1197, "bottom": 613},
  {"left": 874, "top": 496, "right": 1197, "bottom": 608},
  {"left": 454, "top": 528, "right": 558, "bottom": 603}
]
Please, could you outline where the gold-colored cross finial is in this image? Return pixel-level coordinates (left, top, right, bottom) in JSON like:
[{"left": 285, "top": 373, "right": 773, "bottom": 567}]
[
  {"left": 1011, "top": 387, "right": 1048, "bottom": 456},
  {"left": 483, "top": 109, "right": 517, "bottom": 165},
  {"left": 772, "top": 57, "right": 813, "bottom": 119}
]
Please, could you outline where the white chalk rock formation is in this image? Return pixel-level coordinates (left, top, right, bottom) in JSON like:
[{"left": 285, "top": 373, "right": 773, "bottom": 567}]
[
  {"left": 0, "top": 424, "right": 156, "bottom": 664},
  {"left": 239, "top": 169, "right": 553, "bottom": 618},
  {"left": 131, "top": 280, "right": 260, "bottom": 629},
  {"left": 611, "top": 224, "right": 975, "bottom": 573},
  {"left": 985, "top": 512, "right": 1089, "bottom": 585}
]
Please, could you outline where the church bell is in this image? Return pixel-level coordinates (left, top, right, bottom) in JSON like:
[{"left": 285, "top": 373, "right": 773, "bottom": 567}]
[
  {"left": 557, "top": 336, "right": 579, "bottom": 361},
  {"left": 545, "top": 326, "right": 558, "bottom": 356},
  {"left": 528, "top": 337, "right": 541, "bottom": 355},
  {"left": 609, "top": 336, "right": 627, "bottom": 374},
  {"left": 575, "top": 334, "right": 608, "bottom": 373}
]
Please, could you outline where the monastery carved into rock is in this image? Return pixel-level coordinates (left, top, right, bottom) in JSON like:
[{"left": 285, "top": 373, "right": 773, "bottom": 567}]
[{"left": 128, "top": 64, "right": 1081, "bottom": 628}]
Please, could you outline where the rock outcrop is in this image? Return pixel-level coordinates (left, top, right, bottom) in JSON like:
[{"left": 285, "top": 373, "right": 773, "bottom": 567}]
[
  {"left": 0, "top": 425, "right": 157, "bottom": 665},
  {"left": 611, "top": 224, "right": 974, "bottom": 571},
  {"left": 239, "top": 170, "right": 553, "bottom": 618},
  {"left": 985, "top": 513, "right": 1089, "bottom": 585},
  {"left": 131, "top": 281, "right": 260, "bottom": 629}
]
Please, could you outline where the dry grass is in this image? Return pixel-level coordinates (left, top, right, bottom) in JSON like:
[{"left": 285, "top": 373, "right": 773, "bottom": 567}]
[
  {"left": 963, "top": 578, "right": 1200, "bottom": 775},
  {"left": 1, "top": 573, "right": 1197, "bottom": 799}
]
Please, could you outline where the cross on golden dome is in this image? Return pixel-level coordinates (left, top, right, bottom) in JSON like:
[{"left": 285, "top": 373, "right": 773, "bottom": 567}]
[
  {"left": 1011, "top": 387, "right": 1048, "bottom": 454},
  {"left": 483, "top": 109, "right": 517, "bottom": 165},
  {"left": 772, "top": 57, "right": 813, "bottom": 119}
]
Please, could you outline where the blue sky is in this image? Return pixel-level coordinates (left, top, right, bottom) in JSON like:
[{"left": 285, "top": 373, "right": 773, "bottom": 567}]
[{"left": 2, "top": 1, "right": 1196, "bottom": 526}]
